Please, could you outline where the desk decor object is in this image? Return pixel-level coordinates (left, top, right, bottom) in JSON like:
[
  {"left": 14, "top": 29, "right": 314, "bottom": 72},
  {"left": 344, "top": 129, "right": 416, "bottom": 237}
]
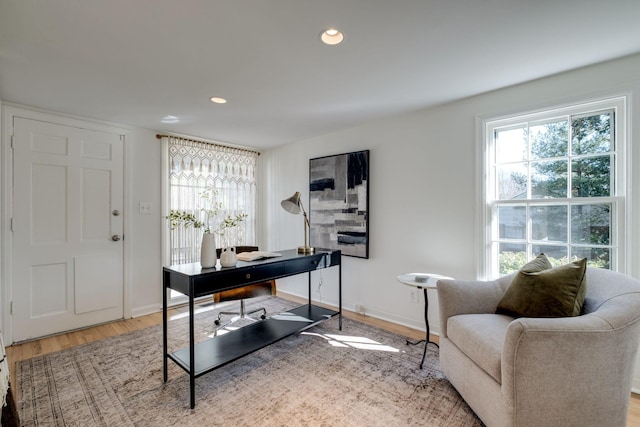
[
  {"left": 200, "top": 232, "right": 217, "bottom": 268},
  {"left": 219, "top": 246, "right": 238, "bottom": 267},
  {"left": 309, "top": 150, "right": 369, "bottom": 258},
  {"left": 397, "top": 272, "right": 453, "bottom": 369},
  {"left": 236, "top": 251, "right": 282, "bottom": 261},
  {"left": 163, "top": 249, "right": 342, "bottom": 408}
]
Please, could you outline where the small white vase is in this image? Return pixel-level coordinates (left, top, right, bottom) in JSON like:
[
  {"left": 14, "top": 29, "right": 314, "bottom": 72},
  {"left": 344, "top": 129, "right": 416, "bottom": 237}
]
[
  {"left": 200, "top": 232, "right": 217, "bottom": 268},
  {"left": 220, "top": 246, "right": 238, "bottom": 268}
]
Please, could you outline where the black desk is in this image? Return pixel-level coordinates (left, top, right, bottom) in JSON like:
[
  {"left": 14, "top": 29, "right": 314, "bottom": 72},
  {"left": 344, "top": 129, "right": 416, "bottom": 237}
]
[{"left": 162, "top": 249, "right": 342, "bottom": 408}]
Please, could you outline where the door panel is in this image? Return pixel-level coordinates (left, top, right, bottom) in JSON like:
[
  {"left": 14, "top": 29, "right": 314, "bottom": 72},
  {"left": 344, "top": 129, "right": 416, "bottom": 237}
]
[
  {"left": 30, "top": 262, "right": 67, "bottom": 318},
  {"left": 74, "top": 254, "right": 121, "bottom": 314},
  {"left": 82, "top": 168, "right": 111, "bottom": 239},
  {"left": 32, "top": 164, "right": 67, "bottom": 243},
  {"left": 12, "top": 117, "right": 124, "bottom": 341}
]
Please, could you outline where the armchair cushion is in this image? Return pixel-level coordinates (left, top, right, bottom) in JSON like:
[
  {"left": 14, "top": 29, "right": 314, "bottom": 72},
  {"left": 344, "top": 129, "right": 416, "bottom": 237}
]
[
  {"left": 447, "top": 313, "right": 514, "bottom": 383},
  {"left": 496, "top": 257, "right": 587, "bottom": 318}
]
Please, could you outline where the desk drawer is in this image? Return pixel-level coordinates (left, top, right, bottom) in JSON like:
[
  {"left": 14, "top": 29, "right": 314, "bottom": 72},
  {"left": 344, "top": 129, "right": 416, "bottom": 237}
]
[
  {"left": 236, "top": 264, "right": 285, "bottom": 284},
  {"left": 285, "top": 255, "right": 325, "bottom": 275},
  {"left": 193, "top": 264, "right": 285, "bottom": 297}
]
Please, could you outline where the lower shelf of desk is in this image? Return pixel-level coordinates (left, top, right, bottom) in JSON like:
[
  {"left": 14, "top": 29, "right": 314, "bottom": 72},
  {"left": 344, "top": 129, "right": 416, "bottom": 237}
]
[{"left": 168, "top": 304, "right": 338, "bottom": 377}]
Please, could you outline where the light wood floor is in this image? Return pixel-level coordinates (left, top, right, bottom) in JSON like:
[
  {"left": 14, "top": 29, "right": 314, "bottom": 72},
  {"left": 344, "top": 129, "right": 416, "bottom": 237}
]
[{"left": 6, "top": 294, "right": 640, "bottom": 426}]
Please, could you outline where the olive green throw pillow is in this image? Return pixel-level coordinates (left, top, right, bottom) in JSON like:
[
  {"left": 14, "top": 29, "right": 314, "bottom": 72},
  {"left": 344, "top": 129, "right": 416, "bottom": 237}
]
[
  {"left": 518, "top": 253, "right": 553, "bottom": 274},
  {"left": 496, "top": 257, "right": 587, "bottom": 318}
]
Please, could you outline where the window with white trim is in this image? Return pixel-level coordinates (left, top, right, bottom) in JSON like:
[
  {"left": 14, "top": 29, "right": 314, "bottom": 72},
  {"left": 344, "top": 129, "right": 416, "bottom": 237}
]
[
  {"left": 162, "top": 135, "right": 258, "bottom": 265},
  {"left": 484, "top": 97, "right": 626, "bottom": 277}
]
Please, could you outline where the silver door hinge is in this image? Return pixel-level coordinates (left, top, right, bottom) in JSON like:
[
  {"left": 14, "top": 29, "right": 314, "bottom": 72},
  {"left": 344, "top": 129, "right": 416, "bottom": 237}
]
[
  {"left": 10, "top": 301, "right": 13, "bottom": 315},
  {"left": 10, "top": 218, "right": 13, "bottom": 232}
]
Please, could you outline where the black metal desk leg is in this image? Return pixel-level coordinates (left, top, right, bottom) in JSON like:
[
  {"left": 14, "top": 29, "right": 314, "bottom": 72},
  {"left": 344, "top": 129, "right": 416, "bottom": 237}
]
[
  {"left": 338, "top": 261, "right": 342, "bottom": 330},
  {"left": 162, "top": 272, "right": 168, "bottom": 382},
  {"left": 189, "top": 294, "right": 196, "bottom": 409}
]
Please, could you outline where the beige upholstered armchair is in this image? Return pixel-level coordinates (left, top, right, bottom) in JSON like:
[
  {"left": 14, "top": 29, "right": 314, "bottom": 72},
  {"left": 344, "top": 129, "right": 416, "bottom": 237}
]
[{"left": 437, "top": 267, "right": 640, "bottom": 427}]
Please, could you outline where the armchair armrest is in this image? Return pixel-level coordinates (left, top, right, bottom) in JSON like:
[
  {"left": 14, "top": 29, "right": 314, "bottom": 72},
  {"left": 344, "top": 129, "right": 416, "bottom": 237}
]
[
  {"left": 501, "top": 308, "right": 640, "bottom": 420},
  {"left": 437, "top": 277, "right": 510, "bottom": 338}
]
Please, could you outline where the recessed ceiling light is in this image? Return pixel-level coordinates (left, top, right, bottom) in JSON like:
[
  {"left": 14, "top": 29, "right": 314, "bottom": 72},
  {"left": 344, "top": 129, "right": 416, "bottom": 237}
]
[
  {"left": 210, "top": 97, "right": 227, "bottom": 104},
  {"left": 161, "top": 115, "right": 180, "bottom": 124},
  {"left": 320, "top": 28, "right": 344, "bottom": 46}
]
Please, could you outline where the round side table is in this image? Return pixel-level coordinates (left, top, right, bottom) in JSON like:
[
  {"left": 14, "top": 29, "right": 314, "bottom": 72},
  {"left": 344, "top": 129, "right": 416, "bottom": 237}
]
[{"left": 397, "top": 272, "right": 453, "bottom": 369}]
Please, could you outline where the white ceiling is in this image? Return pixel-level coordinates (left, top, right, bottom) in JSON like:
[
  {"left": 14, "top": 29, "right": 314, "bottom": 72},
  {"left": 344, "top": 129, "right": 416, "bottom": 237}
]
[{"left": 2, "top": 1, "right": 640, "bottom": 150}]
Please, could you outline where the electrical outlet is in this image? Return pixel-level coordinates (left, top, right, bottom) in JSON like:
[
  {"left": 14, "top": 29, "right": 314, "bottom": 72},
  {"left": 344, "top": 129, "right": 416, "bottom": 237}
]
[
  {"left": 409, "top": 289, "right": 418, "bottom": 304},
  {"left": 354, "top": 304, "right": 365, "bottom": 315}
]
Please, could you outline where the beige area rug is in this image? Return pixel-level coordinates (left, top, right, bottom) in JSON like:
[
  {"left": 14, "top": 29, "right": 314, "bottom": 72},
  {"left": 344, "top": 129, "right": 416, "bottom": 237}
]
[{"left": 17, "top": 297, "right": 483, "bottom": 426}]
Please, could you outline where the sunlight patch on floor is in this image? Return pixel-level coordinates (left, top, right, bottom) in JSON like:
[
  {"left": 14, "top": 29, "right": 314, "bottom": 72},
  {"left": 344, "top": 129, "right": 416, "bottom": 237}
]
[{"left": 302, "top": 332, "right": 400, "bottom": 352}]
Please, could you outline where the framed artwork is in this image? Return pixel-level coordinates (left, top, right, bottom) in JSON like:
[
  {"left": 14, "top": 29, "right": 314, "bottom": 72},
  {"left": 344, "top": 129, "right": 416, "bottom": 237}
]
[{"left": 309, "top": 150, "right": 369, "bottom": 258}]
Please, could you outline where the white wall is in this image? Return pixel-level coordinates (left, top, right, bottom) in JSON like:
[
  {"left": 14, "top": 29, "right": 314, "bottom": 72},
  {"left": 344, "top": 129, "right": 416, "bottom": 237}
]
[
  {"left": 126, "top": 127, "right": 163, "bottom": 317},
  {"left": 259, "top": 52, "right": 640, "bottom": 335}
]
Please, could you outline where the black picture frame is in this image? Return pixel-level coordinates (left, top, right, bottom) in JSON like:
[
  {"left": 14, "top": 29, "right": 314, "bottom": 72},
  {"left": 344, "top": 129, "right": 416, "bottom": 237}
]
[{"left": 309, "top": 150, "right": 369, "bottom": 258}]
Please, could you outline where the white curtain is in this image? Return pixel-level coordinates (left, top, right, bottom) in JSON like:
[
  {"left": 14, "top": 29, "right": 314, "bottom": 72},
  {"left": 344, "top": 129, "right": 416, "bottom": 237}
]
[{"left": 164, "top": 136, "right": 258, "bottom": 265}]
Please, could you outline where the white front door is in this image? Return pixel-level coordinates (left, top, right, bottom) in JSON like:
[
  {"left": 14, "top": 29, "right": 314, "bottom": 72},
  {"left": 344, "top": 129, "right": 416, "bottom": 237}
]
[{"left": 12, "top": 117, "right": 124, "bottom": 342}]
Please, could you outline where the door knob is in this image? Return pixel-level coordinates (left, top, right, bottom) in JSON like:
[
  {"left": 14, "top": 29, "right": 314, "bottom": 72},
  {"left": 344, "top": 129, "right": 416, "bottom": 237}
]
[
  {"left": 112, "top": 235, "right": 122, "bottom": 241},
  {"left": 112, "top": 209, "right": 120, "bottom": 216}
]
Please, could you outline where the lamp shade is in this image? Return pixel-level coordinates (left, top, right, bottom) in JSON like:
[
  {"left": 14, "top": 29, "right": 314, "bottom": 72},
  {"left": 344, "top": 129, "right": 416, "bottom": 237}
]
[{"left": 281, "top": 191, "right": 302, "bottom": 214}]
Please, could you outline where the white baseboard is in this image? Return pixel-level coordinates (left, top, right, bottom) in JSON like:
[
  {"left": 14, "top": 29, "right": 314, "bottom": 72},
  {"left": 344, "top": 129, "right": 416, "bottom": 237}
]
[{"left": 131, "top": 304, "right": 161, "bottom": 318}]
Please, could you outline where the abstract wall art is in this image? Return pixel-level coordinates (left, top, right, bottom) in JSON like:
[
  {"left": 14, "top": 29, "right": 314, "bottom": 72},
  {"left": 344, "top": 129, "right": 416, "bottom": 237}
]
[{"left": 309, "top": 150, "right": 369, "bottom": 258}]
